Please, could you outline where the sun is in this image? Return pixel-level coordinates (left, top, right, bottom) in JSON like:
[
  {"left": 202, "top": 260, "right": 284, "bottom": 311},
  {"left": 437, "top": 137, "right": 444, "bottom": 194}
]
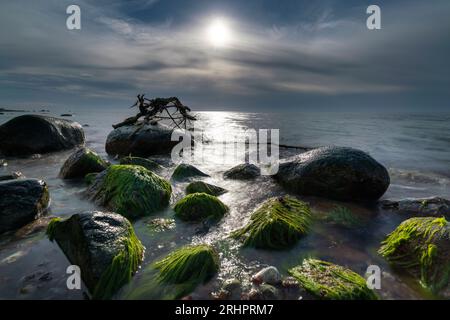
[{"left": 207, "top": 19, "right": 231, "bottom": 47}]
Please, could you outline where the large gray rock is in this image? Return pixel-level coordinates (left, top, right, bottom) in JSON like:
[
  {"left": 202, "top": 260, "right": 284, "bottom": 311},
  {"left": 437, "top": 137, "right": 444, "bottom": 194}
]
[
  {"left": 0, "top": 179, "right": 49, "bottom": 234},
  {"left": 275, "top": 146, "right": 390, "bottom": 202},
  {"left": 59, "top": 147, "right": 108, "bottom": 179},
  {"left": 105, "top": 122, "right": 180, "bottom": 157},
  {"left": 0, "top": 115, "right": 84, "bottom": 156},
  {"left": 47, "top": 211, "right": 145, "bottom": 299}
]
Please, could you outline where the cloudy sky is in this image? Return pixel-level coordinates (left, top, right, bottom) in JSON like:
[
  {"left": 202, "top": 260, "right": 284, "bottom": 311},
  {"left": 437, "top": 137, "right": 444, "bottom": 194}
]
[{"left": 1, "top": 0, "right": 449, "bottom": 111}]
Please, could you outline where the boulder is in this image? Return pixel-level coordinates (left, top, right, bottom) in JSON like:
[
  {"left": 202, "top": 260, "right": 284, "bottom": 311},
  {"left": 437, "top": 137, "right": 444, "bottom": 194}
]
[
  {"left": 105, "top": 122, "right": 180, "bottom": 157},
  {"left": 381, "top": 197, "right": 450, "bottom": 218},
  {"left": 275, "top": 146, "right": 390, "bottom": 202},
  {"left": 46, "top": 211, "right": 144, "bottom": 299},
  {"left": 186, "top": 181, "right": 227, "bottom": 196},
  {"left": 59, "top": 148, "right": 108, "bottom": 179},
  {"left": 224, "top": 163, "right": 260, "bottom": 180},
  {"left": 86, "top": 165, "right": 172, "bottom": 220},
  {"left": 0, "top": 179, "right": 49, "bottom": 234},
  {"left": 174, "top": 192, "right": 228, "bottom": 223},
  {"left": 119, "top": 156, "right": 163, "bottom": 172},
  {"left": 0, "top": 115, "right": 84, "bottom": 156},
  {"left": 378, "top": 217, "right": 450, "bottom": 294},
  {"left": 288, "top": 258, "right": 377, "bottom": 300},
  {"left": 171, "top": 163, "right": 209, "bottom": 181},
  {"left": 231, "top": 196, "right": 311, "bottom": 250}
]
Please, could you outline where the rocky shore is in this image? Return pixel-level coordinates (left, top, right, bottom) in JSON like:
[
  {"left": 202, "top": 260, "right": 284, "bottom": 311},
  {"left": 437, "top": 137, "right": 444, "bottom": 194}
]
[{"left": 1, "top": 114, "right": 449, "bottom": 300}]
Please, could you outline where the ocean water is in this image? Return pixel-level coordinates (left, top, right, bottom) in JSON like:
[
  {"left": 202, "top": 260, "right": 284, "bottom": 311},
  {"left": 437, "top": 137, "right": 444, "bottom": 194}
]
[{"left": 0, "top": 109, "right": 449, "bottom": 300}]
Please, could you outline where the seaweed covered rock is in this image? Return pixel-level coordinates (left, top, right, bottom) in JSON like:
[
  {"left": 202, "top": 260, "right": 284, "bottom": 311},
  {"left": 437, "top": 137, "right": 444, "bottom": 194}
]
[
  {"left": 59, "top": 147, "right": 108, "bottom": 179},
  {"left": 171, "top": 163, "right": 209, "bottom": 181},
  {"left": 378, "top": 217, "right": 450, "bottom": 294},
  {"left": 288, "top": 259, "right": 377, "bottom": 300},
  {"left": 381, "top": 197, "right": 450, "bottom": 218},
  {"left": 174, "top": 192, "right": 228, "bottom": 222},
  {"left": 224, "top": 163, "right": 260, "bottom": 180},
  {"left": 0, "top": 179, "right": 49, "bottom": 234},
  {"left": 231, "top": 196, "right": 311, "bottom": 250},
  {"left": 275, "top": 147, "right": 390, "bottom": 202},
  {"left": 153, "top": 244, "right": 219, "bottom": 298},
  {"left": 87, "top": 165, "right": 172, "bottom": 219},
  {"left": 120, "top": 156, "right": 163, "bottom": 172},
  {"left": 0, "top": 115, "right": 85, "bottom": 156},
  {"left": 186, "top": 181, "right": 227, "bottom": 196},
  {"left": 46, "top": 211, "right": 144, "bottom": 299},
  {"left": 105, "top": 122, "right": 181, "bottom": 157}
]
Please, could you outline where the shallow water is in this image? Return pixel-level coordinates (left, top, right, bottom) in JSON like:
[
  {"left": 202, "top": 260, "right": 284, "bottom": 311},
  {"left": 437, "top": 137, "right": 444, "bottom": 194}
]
[{"left": 0, "top": 109, "right": 449, "bottom": 299}]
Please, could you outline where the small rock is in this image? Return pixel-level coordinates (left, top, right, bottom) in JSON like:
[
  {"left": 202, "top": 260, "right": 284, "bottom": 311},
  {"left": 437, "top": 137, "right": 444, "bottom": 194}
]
[
  {"left": 59, "top": 147, "right": 108, "bottom": 179},
  {"left": 171, "top": 163, "right": 209, "bottom": 181},
  {"left": 224, "top": 163, "right": 260, "bottom": 180},
  {"left": 252, "top": 266, "right": 282, "bottom": 285},
  {"left": 381, "top": 197, "right": 450, "bottom": 217}
]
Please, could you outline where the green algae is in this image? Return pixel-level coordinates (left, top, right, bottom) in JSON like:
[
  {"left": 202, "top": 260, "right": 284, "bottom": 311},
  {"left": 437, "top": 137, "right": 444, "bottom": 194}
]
[
  {"left": 173, "top": 192, "right": 228, "bottom": 222},
  {"left": 289, "top": 258, "right": 377, "bottom": 300},
  {"left": 186, "top": 181, "right": 227, "bottom": 196},
  {"left": 231, "top": 196, "right": 311, "bottom": 250},
  {"left": 378, "top": 217, "right": 450, "bottom": 293},
  {"left": 45, "top": 217, "right": 62, "bottom": 241},
  {"left": 84, "top": 172, "right": 98, "bottom": 185},
  {"left": 93, "top": 224, "right": 145, "bottom": 300},
  {"left": 89, "top": 165, "right": 172, "bottom": 219},
  {"left": 153, "top": 244, "right": 219, "bottom": 298}
]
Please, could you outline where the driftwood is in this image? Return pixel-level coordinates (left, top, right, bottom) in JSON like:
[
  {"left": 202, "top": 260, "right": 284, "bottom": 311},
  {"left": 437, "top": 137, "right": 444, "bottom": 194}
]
[{"left": 113, "top": 94, "right": 196, "bottom": 129}]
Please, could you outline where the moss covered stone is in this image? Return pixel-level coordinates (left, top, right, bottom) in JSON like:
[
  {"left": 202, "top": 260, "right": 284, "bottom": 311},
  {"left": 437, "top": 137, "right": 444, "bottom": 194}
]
[
  {"left": 154, "top": 244, "right": 219, "bottom": 298},
  {"left": 289, "top": 259, "right": 377, "bottom": 300},
  {"left": 87, "top": 165, "right": 172, "bottom": 220},
  {"left": 46, "top": 211, "right": 145, "bottom": 299},
  {"left": 171, "top": 163, "right": 209, "bottom": 181},
  {"left": 174, "top": 192, "right": 228, "bottom": 222},
  {"left": 378, "top": 217, "right": 450, "bottom": 294},
  {"left": 186, "top": 181, "right": 227, "bottom": 196},
  {"left": 59, "top": 147, "right": 108, "bottom": 179},
  {"left": 120, "top": 156, "right": 163, "bottom": 172},
  {"left": 231, "top": 196, "right": 311, "bottom": 250}
]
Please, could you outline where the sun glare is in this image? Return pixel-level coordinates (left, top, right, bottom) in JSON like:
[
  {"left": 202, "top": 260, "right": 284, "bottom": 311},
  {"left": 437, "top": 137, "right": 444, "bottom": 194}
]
[{"left": 207, "top": 19, "right": 231, "bottom": 47}]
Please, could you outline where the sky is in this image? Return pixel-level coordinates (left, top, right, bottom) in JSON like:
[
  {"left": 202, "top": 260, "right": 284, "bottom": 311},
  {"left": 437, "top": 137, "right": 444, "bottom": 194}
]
[{"left": 0, "top": 0, "right": 449, "bottom": 112}]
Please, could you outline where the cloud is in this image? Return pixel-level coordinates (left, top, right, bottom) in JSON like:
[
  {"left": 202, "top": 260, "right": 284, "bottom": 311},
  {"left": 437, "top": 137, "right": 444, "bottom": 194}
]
[{"left": 0, "top": 0, "right": 449, "bottom": 111}]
